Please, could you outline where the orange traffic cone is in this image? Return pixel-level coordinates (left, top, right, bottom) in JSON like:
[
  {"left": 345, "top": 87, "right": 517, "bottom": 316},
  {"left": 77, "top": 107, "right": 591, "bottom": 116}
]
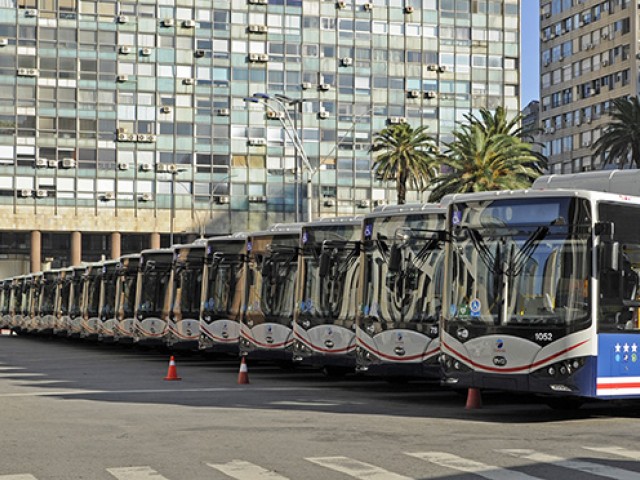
[
  {"left": 465, "top": 387, "right": 482, "bottom": 409},
  {"left": 164, "top": 356, "right": 182, "bottom": 381},
  {"left": 237, "top": 356, "right": 250, "bottom": 384}
]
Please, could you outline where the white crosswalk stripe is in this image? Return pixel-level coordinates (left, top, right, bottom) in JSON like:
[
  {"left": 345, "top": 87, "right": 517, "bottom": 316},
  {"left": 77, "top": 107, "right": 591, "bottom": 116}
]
[
  {"left": 500, "top": 449, "right": 640, "bottom": 480},
  {"left": 207, "top": 460, "right": 290, "bottom": 479},
  {"left": 406, "top": 452, "right": 542, "bottom": 480},
  {"left": 583, "top": 446, "right": 640, "bottom": 461},
  {"left": 0, "top": 475, "right": 38, "bottom": 480},
  {"left": 306, "top": 456, "right": 413, "bottom": 480},
  {"left": 106, "top": 466, "right": 171, "bottom": 480}
]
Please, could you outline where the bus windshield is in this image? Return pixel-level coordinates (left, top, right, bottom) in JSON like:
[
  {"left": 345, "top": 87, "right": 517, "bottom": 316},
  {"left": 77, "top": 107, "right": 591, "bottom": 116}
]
[
  {"left": 119, "top": 271, "right": 138, "bottom": 319},
  {"left": 246, "top": 238, "right": 298, "bottom": 325},
  {"left": 446, "top": 197, "right": 592, "bottom": 327},
  {"left": 362, "top": 212, "right": 446, "bottom": 328},
  {"left": 173, "top": 264, "right": 203, "bottom": 319},
  {"left": 40, "top": 278, "right": 57, "bottom": 316},
  {"left": 203, "top": 253, "right": 244, "bottom": 320},
  {"left": 299, "top": 225, "right": 360, "bottom": 326},
  {"left": 137, "top": 264, "right": 171, "bottom": 318},
  {"left": 69, "top": 277, "right": 83, "bottom": 318},
  {"left": 84, "top": 273, "right": 101, "bottom": 317},
  {"left": 101, "top": 273, "right": 117, "bottom": 319}
]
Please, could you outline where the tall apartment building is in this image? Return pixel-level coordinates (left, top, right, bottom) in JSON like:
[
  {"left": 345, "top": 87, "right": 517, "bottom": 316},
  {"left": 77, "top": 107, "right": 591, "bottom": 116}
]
[
  {"left": 540, "top": 0, "right": 635, "bottom": 173},
  {"left": 0, "top": 0, "right": 520, "bottom": 274}
]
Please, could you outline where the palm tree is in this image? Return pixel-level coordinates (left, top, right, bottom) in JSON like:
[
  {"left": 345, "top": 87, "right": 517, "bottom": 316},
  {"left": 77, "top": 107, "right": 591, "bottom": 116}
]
[
  {"left": 592, "top": 96, "right": 640, "bottom": 169},
  {"left": 370, "top": 123, "right": 437, "bottom": 205},
  {"left": 428, "top": 108, "right": 546, "bottom": 202}
]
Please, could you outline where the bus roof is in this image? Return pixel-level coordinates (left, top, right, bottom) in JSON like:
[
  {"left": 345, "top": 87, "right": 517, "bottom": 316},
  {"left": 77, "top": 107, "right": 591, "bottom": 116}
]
[
  {"left": 303, "top": 216, "right": 363, "bottom": 229},
  {"left": 533, "top": 169, "right": 640, "bottom": 196},
  {"left": 363, "top": 202, "right": 448, "bottom": 220}
]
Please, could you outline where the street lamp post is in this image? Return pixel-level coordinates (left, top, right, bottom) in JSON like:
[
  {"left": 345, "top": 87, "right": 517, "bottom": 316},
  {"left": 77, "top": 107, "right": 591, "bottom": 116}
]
[
  {"left": 169, "top": 166, "right": 187, "bottom": 246},
  {"left": 244, "top": 93, "right": 314, "bottom": 222}
]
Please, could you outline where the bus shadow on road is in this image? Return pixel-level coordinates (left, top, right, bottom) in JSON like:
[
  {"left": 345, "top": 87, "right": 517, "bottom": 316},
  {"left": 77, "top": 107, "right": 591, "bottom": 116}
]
[{"left": 4, "top": 335, "right": 640, "bottom": 423}]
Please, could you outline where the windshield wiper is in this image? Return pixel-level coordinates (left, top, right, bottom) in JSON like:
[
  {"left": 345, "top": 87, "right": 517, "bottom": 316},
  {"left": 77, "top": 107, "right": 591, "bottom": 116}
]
[{"left": 505, "top": 226, "right": 549, "bottom": 277}]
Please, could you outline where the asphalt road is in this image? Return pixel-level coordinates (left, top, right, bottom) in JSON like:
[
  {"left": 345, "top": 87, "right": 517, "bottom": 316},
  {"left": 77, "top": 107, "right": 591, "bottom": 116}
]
[{"left": 1, "top": 333, "right": 640, "bottom": 480}]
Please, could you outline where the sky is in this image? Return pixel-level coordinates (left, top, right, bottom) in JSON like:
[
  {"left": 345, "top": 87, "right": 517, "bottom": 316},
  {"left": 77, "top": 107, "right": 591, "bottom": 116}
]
[{"left": 521, "top": 2, "right": 540, "bottom": 105}]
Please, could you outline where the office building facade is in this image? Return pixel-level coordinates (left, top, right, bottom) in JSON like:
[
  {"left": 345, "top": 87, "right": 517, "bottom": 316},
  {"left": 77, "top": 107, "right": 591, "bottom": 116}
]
[
  {"left": 540, "top": 0, "right": 635, "bottom": 173},
  {"left": 0, "top": 0, "right": 520, "bottom": 274}
]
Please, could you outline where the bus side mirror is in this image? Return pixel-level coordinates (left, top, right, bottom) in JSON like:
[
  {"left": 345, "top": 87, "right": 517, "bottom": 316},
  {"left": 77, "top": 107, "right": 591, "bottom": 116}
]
[
  {"left": 318, "top": 252, "right": 330, "bottom": 278},
  {"left": 600, "top": 241, "right": 620, "bottom": 272},
  {"left": 388, "top": 245, "right": 402, "bottom": 273}
]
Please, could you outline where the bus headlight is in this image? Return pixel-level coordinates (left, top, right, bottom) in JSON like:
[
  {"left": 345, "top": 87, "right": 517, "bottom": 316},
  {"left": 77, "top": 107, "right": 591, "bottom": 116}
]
[
  {"left": 533, "top": 357, "right": 586, "bottom": 379},
  {"left": 440, "top": 354, "right": 471, "bottom": 373}
]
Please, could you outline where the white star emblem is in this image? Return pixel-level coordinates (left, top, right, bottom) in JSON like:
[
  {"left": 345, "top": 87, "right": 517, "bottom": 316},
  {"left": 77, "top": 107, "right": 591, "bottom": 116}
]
[
  {"left": 624, "top": 343, "right": 630, "bottom": 353},
  {"left": 615, "top": 343, "right": 622, "bottom": 353},
  {"left": 633, "top": 344, "right": 638, "bottom": 353}
]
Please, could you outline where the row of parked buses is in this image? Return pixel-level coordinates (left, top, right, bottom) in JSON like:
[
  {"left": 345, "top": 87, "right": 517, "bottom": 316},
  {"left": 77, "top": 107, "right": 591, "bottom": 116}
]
[{"left": 3, "top": 169, "right": 640, "bottom": 406}]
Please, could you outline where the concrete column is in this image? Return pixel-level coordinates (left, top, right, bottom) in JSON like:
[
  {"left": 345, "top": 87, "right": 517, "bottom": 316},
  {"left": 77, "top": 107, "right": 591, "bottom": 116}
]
[
  {"left": 30, "top": 230, "right": 41, "bottom": 273},
  {"left": 71, "top": 231, "right": 82, "bottom": 266},
  {"left": 110, "top": 232, "right": 121, "bottom": 259},
  {"left": 149, "top": 232, "right": 161, "bottom": 250}
]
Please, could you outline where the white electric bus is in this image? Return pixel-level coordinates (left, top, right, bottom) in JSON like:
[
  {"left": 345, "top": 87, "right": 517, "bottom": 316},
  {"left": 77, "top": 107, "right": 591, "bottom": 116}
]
[
  {"left": 293, "top": 217, "right": 362, "bottom": 375},
  {"left": 356, "top": 203, "right": 447, "bottom": 379},
  {"left": 113, "top": 254, "right": 140, "bottom": 343},
  {"left": 165, "top": 241, "right": 207, "bottom": 350},
  {"left": 200, "top": 233, "right": 247, "bottom": 354},
  {"left": 53, "top": 268, "right": 73, "bottom": 336},
  {"left": 240, "top": 224, "right": 302, "bottom": 360},
  {"left": 80, "top": 263, "right": 103, "bottom": 340},
  {"left": 0, "top": 278, "right": 11, "bottom": 331},
  {"left": 440, "top": 170, "right": 640, "bottom": 404},
  {"left": 37, "top": 269, "right": 59, "bottom": 335},
  {"left": 134, "top": 248, "right": 174, "bottom": 345},
  {"left": 66, "top": 266, "right": 87, "bottom": 338}
]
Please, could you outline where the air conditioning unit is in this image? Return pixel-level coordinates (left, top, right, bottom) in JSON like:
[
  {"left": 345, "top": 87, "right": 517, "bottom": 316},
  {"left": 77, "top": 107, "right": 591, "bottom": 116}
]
[
  {"left": 558, "top": 55, "right": 564, "bottom": 62},
  {"left": 25, "top": 9, "right": 37, "bottom": 17},
  {"left": 137, "top": 134, "right": 157, "bottom": 143},
  {"left": 301, "top": 82, "right": 312, "bottom": 90},
  {"left": 140, "top": 163, "right": 153, "bottom": 172},
  {"left": 248, "top": 53, "right": 265, "bottom": 63},
  {"left": 549, "top": 127, "right": 556, "bottom": 134},
  {"left": 161, "top": 18, "right": 174, "bottom": 27},
  {"left": 35, "top": 158, "right": 48, "bottom": 168},
  {"left": 373, "top": 199, "right": 387, "bottom": 207},
  {"left": 336, "top": 0, "right": 347, "bottom": 8},
  {"left": 408, "top": 90, "right": 420, "bottom": 98},
  {"left": 248, "top": 195, "right": 267, "bottom": 203},
  {"left": 357, "top": 199, "right": 371, "bottom": 208},
  {"left": 427, "top": 64, "right": 439, "bottom": 71},
  {"left": 117, "top": 15, "right": 128, "bottom": 24},
  {"left": 248, "top": 24, "right": 268, "bottom": 33},
  {"left": 248, "top": 138, "right": 267, "bottom": 146},
  {"left": 218, "top": 108, "right": 230, "bottom": 116},
  {"left": 117, "top": 127, "right": 128, "bottom": 134},
  {"left": 438, "top": 65, "right": 448, "bottom": 73},
  {"left": 194, "top": 49, "right": 205, "bottom": 58},
  {"left": 35, "top": 189, "right": 47, "bottom": 198},
  {"left": 160, "top": 106, "right": 172, "bottom": 114},
  {"left": 388, "top": 116, "right": 406, "bottom": 125},
  {"left": 602, "top": 60, "right": 609, "bottom": 66},
  {"left": 266, "top": 110, "right": 284, "bottom": 119},
  {"left": 20, "top": 189, "right": 32, "bottom": 198},
  {"left": 17, "top": 68, "right": 38, "bottom": 77},
  {"left": 166, "top": 164, "right": 178, "bottom": 173},
  {"left": 319, "top": 83, "right": 331, "bottom": 91},
  {"left": 255, "top": 53, "right": 269, "bottom": 62},
  {"left": 119, "top": 46, "right": 132, "bottom": 54},
  {"left": 404, "top": 5, "right": 414, "bottom": 13},
  {"left": 117, "top": 162, "right": 129, "bottom": 171},
  {"left": 249, "top": 0, "right": 269, "bottom": 4},
  {"left": 216, "top": 195, "right": 230, "bottom": 204},
  {"left": 101, "top": 192, "right": 115, "bottom": 201},
  {"left": 182, "top": 20, "right": 196, "bottom": 28},
  {"left": 117, "top": 133, "right": 130, "bottom": 142},
  {"left": 140, "top": 48, "right": 152, "bottom": 56},
  {"left": 583, "top": 141, "right": 592, "bottom": 148},
  {"left": 602, "top": 32, "right": 609, "bottom": 39},
  {"left": 47, "top": 160, "right": 58, "bottom": 168},
  {"left": 341, "top": 57, "right": 353, "bottom": 66},
  {"left": 139, "top": 193, "right": 153, "bottom": 202},
  {"left": 323, "top": 199, "right": 335, "bottom": 207},
  {"left": 318, "top": 111, "right": 330, "bottom": 119},
  {"left": 117, "top": 75, "right": 128, "bottom": 83},
  {"left": 0, "top": 38, "right": 8, "bottom": 47},
  {"left": 61, "top": 158, "right": 76, "bottom": 169},
  {"left": 425, "top": 90, "right": 437, "bottom": 99},
  {"left": 182, "top": 78, "right": 195, "bottom": 85},
  {"left": 364, "top": 2, "right": 373, "bottom": 10},
  {"left": 156, "top": 164, "right": 170, "bottom": 173}
]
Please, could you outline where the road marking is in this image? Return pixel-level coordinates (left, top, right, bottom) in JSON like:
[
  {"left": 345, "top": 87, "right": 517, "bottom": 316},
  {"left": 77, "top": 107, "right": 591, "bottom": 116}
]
[
  {"left": 500, "top": 449, "right": 640, "bottom": 480},
  {"left": 0, "top": 475, "right": 38, "bottom": 480},
  {"left": 406, "top": 452, "right": 541, "bottom": 480},
  {"left": 207, "top": 460, "right": 290, "bottom": 479},
  {"left": 0, "top": 386, "right": 321, "bottom": 398},
  {"left": 0, "top": 373, "right": 43, "bottom": 378},
  {"left": 583, "top": 446, "right": 640, "bottom": 460},
  {"left": 270, "top": 401, "right": 339, "bottom": 407},
  {"left": 306, "top": 456, "right": 412, "bottom": 480},
  {"left": 107, "top": 466, "right": 170, "bottom": 480}
]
